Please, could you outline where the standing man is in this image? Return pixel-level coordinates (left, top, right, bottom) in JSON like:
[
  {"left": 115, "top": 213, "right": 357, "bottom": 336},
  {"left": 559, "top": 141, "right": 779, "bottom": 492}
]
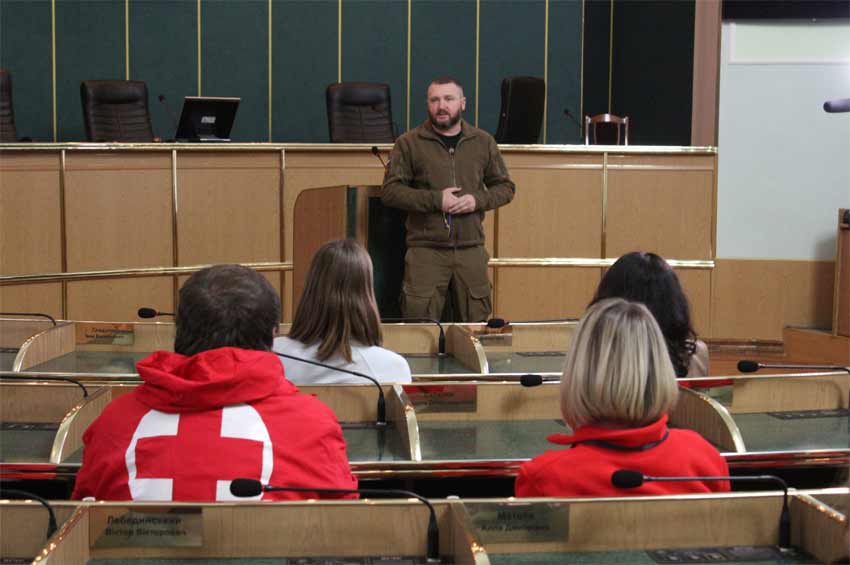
[{"left": 382, "top": 77, "right": 515, "bottom": 322}]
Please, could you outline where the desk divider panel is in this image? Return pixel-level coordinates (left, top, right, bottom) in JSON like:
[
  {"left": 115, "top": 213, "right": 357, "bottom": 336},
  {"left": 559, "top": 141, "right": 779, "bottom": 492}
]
[
  {"left": 446, "top": 325, "right": 488, "bottom": 374},
  {"left": 730, "top": 373, "right": 850, "bottom": 413},
  {"left": 52, "top": 387, "right": 113, "bottom": 464},
  {"left": 15, "top": 322, "right": 75, "bottom": 371},
  {"left": 670, "top": 387, "right": 744, "bottom": 453},
  {"left": 0, "top": 319, "right": 57, "bottom": 349},
  {"left": 0, "top": 382, "right": 88, "bottom": 423},
  {"left": 792, "top": 493, "right": 849, "bottom": 564},
  {"left": 0, "top": 502, "right": 80, "bottom": 563}
]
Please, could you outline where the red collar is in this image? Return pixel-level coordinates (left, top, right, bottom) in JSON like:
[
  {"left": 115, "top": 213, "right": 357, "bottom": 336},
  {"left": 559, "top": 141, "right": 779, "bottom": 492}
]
[{"left": 548, "top": 415, "right": 669, "bottom": 448}]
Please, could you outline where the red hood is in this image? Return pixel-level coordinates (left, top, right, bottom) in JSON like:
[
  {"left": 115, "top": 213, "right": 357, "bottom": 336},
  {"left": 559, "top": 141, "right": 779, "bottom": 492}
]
[{"left": 135, "top": 347, "right": 297, "bottom": 412}]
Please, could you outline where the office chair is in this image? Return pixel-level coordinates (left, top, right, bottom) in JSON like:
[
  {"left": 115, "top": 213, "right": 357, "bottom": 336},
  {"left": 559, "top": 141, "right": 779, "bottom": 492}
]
[
  {"left": 0, "top": 69, "right": 18, "bottom": 142},
  {"left": 494, "top": 76, "right": 545, "bottom": 144},
  {"left": 326, "top": 82, "right": 395, "bottom": 143},
  {"left": 80, "top": 80, "right": 155, "bottom": 142},
  {"left": 585, "top": 113, "right": 629, "bottom": 145}
]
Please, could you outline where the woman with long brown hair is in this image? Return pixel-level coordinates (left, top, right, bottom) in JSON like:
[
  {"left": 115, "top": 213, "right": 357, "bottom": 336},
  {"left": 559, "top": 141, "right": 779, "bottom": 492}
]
[{"left": 273, "top": 239, "right": 412, "bottom": 384}]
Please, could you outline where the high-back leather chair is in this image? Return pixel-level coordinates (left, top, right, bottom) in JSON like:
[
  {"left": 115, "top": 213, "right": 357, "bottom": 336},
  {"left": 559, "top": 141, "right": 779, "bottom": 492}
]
[
  {"left": 494, "top": 76, "right": 545, "bottom": 144},
  {"left": 585, "top": 113, "right": 629, "bottom": 145},
  {"left": 0, "top": 69, "right": 18, "bottom": 142},
  {"left": 326, "top": 82, "right": 395, "bottom": 143},
  {"left": 80, "top": 80, "right": 155, "bottom": 142}
]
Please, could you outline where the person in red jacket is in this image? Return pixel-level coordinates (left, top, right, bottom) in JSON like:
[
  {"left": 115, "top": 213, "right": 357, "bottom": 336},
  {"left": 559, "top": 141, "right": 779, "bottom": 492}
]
[
  {"left": 515, "top": 298, "right": 729, "bottom": 498},
  {"left": 73, "top": 264, "right": 357, "bottom": 502}
]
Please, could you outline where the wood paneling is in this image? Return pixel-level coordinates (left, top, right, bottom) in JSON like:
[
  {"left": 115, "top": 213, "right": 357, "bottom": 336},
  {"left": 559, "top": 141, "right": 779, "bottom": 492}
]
[
  {"left": 607, "top": 155, "right": 715, "bottom": 260},
  {"left": 64, "top": 152, "right": 173, "bottom": 270},
  {"left": 495, "top": 266, "right": 602, "bottom": 321},
  {"left": 834, "top": 210, "right": 849, "bottom": 336},
  {"left": 712, "top": 259, "right": 835, "bottom": 340},
  {"left": 677, "top": 268, "right": 712, "bottom": 337},
  {"left": 0, "top": 283, "right": 63, "bottom": 320},
  {"left": 0, "top": 152, "right": 62, "bottom": 275},
  {"left": 691, "top": 0, "right": 722, "bottom": 146},
  {"left": 67, "top": 277, "right": 174, "bottom": 323}
]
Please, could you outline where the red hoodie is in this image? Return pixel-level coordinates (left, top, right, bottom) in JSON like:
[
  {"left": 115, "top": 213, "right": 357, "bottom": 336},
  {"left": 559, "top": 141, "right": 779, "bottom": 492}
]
[
  {"left": 515, "top": 415, "right": 729, "bottom": 498},
  {"left": 72, "top": 347, "right": 357, "bottom": 501}
]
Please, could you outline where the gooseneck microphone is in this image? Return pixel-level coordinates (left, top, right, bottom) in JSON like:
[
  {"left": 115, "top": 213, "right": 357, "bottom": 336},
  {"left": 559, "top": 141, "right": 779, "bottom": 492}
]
[
  {"left": 381, "top": 317, "right": 446, "bottom": 356},
  {"left": 371, "top": 145, "right": 389, "bottom": 171},
  {"left": 137, "top": 307, "right": 175, "bottom": 319},
  {"left": 563, "top": 108, "right": 582, "bottom": 132},
  {"left": 0, "top": 373, "right": 88, "bottom": 397},
  {"left": 0, "top": 312, "right": 57, "bottom": 326},
  {"left": 230, "top": 478, "right": 440, "bottom": 562},
  {"left": 486, "top": 317, "right": 579, "bottom": 329},
  {"left": 0, "top": 488, "right": 58, "bottom": 539},
  {"left": 611, "top": 470, "right": 791, "bottom": 548},
  {"left": 273, "top": 351, "right": 386, "bottom": 426},
  {"left": 158, "top": 94, "right": 180, "bottom": 132},
  {"left": 737, "top": 360, "right": 850, "bottom": 374}
]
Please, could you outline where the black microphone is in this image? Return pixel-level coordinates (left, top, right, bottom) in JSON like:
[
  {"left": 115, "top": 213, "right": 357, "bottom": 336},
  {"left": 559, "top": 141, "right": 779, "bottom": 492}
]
[
  {"left": 486, "top": 317, "right": 579, "bottom": 328},
  {"left": 519, "top": 374, "right": 544, "bottom": 387},
  {"left": 823, "top": 98, "right": 850, "bottom": 113},
  {"left": 137, "top": 307, "right": 175, "bottom": 319},
  {"left": 0, "top": 489, "right": 58, "bottom": 539},
  {"left": 737, "top": 360, "right": 850, "bottom": 374},
  {"left": 158, "top": 94, "right": 180, "bottom": 132},
  {"left": 230, "top": 479, "right": 440, "bottom": 562},
  {"left": 273, "top": 351, "right": 386, "bottom": 426},
  {"left": 371, "top": 145, "right": 389, "bottom": 171},
  {"left": 611, "top": 470, "right": 791, "bottom": 548},
  {"left": 381, "top": 317, "right": 446, "bottom": 356},
  {"left": 563, "top": 108, "right": 582, "bottom": 132},
  {"left": 0, "top": 312, "right": 57, "bottom": 326},
  {"left": 0, "top": 373, "right": 88, "bottom": 397}
]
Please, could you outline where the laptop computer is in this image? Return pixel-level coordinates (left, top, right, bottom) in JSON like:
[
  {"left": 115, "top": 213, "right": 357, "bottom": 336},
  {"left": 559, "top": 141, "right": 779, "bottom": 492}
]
[{"left": 175, "top": 96, "right": 240, "bottom": 142}]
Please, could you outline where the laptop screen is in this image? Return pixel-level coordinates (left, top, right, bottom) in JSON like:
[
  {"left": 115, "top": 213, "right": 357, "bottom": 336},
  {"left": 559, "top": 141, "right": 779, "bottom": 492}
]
[{"left": 175, "top": 96, "right": 240, "bottom": 142}]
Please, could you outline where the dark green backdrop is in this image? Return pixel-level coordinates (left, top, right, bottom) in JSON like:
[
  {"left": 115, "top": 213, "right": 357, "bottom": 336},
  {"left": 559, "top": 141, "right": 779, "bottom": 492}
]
[{"left": 0, "top": 0, "right": 695, "bottom": 146}]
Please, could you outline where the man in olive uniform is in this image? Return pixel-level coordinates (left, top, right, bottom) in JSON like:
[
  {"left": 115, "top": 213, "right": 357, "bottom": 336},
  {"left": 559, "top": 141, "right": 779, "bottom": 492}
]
[{"left": 382, "top": 77, "right": 515, "bottom": 322}]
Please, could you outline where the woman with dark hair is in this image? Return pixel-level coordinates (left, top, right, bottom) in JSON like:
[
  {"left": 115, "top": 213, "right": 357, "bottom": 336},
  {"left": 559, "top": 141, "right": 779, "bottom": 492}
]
[
  {"left": 274, "top": 239, "right": 412, "bottom": 384},
  {"left": 590, "top": 251, "right": 708, "bottom": 378}
]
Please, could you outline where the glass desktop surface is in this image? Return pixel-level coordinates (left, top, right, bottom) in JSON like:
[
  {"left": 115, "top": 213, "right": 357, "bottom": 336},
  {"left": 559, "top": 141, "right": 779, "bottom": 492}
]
[
  {"left": 485, "top": 351, "right": 566, "bottom": 374},
  {"left": 0, "top": 349, "right": 18, "bottom": 370},
  {"left": 487, "top": 548, "right": 816, "bottom": 565},
  {"left": 0, "top": 423, "right": 82, "bottom": 464},
  {"left": 733, "top": 411, "right": 849, "bottom": 452},
  {"left": 23, "top": 351, "right": 151, "bottom": 374},
  {"left": 418, "top": 419, "right": 568, "bottom": 460},
  {"left": 402, "top": 354, "right": 474, "bottom": 375},
  {"left": 341, "top": 423, "right": 410, "bottom": 462},
  {"left": 89, "top": 558, "right": 438, "bottom": 564}
]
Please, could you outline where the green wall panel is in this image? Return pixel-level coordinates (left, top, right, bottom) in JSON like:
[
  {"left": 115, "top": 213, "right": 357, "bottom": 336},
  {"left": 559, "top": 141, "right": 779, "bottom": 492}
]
[
  {"left": 582, "top": 0, "right": 612, "bottom": 118},
  {"left": 201, "top": 0, "right": 267, "bottom": 142},
  {"left": 478, "top": 0, "right": 546, "bottom": 138},
  {"left": 341, "top": 0, "right": 407, "bottom": 139},
  {"left": 55, "top": 0, "right": 124, "bottom": 141},
  {"left": 0, "top": 0, "right": 52, "bottom": 141},
  {"left": 129, "top": 0, "right": 197, "bottom": 141},
  {"left": 271, "top": 0, "right": 336, "bottom": 142},
  {"left": 409, "top": 0, "right": 477, "bottom": 132},
  {"left": 547, "top": 0, "right": 583, "bottom": 144}
]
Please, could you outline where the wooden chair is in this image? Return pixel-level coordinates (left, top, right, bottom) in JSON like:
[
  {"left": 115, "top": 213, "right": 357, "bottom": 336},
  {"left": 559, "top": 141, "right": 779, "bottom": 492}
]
[{"left": 584, "top": 113, "right": 629, "bottom": 145}]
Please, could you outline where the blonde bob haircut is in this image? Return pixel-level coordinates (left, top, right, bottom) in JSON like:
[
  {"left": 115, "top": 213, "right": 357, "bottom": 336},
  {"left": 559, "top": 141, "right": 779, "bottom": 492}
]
[
  {"left": 560, "top": 298, "right": 678, "bottom": 429},
  {"left": 288, "top": 239, "right": 383, "bottom": 363}
]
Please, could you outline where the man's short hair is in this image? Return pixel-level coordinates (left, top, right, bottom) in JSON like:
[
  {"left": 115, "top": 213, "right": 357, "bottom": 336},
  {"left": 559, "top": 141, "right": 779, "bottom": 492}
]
[
  {"left": 174, "top": 264, "right": 281, "bottom": 357},
  {"left": 430, "top": 76, "right": 464, "bottom": 92}
]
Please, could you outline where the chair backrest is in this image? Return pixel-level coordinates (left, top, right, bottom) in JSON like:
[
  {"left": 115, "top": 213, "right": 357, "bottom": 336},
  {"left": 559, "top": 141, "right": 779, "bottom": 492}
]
[
  {"left": 584, "top": 113, "right": 629, "bottom": 145},
  {"left": 80, "top": 80, "right": 154, "bottom": 142},
  {"left": 494, "top": 76, "right": 545, "bottom": 144},
  {"left": 326, "top": 82, "right": 395, "bottom": 143},
  {"left": 0, "top": 69, "right": 18, "bottom": 142}
]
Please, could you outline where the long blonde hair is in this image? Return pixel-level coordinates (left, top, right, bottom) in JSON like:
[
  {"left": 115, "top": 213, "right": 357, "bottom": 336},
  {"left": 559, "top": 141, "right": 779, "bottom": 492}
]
[
  {"left": 289, "top": 239, "right": 383, "bottom": 362},
  {"left": 560, "top": 298, "right": 678, "bottom": 429}
]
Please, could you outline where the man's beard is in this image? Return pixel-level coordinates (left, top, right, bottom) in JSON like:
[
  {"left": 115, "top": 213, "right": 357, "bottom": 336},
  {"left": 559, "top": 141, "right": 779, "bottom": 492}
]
[{"left": 429, "top": 109, "right": 462, "bottom": 132}]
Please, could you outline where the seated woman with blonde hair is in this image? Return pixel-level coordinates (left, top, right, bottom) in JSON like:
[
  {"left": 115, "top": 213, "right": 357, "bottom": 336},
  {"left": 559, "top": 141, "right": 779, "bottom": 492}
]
[
  {"left": 273, "top": 239, "right": 412, "bottom": 384},
  {"left": 515, "top": 298, "right": 728, "bottom": 497}
]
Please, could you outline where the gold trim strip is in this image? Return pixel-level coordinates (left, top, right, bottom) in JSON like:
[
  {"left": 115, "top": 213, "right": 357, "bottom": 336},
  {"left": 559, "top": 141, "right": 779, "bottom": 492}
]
[
  {"left": 50, "top": 387, "right": 110, "bottom": 464},
  {"left": 268, "top": 0, "right": 272, "bottom": 142},
  {"left": 406, "top": 0, "right": 411, "bottom": 132},
  {"left": 0, "top": 262, "right": 295, "bottom": 285},
  {"left": 393, "top": 384, "right": 422, "bottom": 461},
  {"left": 59, "top": 150, "right": 68, "bottom": 318},
  {"left": 679, "top": 387, "right": 747, "bottom": 453},
  {"left": 474, "top": 0, "right": 480, "bottom": 127},
  {"left": 607, "top": 0, "right": 614, "bottom": 113},
  {"left": 580, "top": 0, "right": 585, "bottom": 136},
  {"left": 197, "top": 0, "right": 202, "bottom": 96},
  {"left": 488, "top": 258, "right": 715, "bottom": 268},
  {"left": 51, "top": 0, "right": 57, "bottom": 142},
  {"left": 0, "top": 142, "right": 718, "bottom": 154},
  {"left": 601, "top": 151, "right": 608, "bottom": 258},
  {"left": 170, "top": 149, "right": 180, "bottom": 308},
  {"left": 125, "top": 0, "right": 129, "bottom": 79},
  {"left": 543, "top": 0, "right": 549, "bottom": 143},
  {"left": 337, "top": 0, "right": 342, "bottom": 83}
]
